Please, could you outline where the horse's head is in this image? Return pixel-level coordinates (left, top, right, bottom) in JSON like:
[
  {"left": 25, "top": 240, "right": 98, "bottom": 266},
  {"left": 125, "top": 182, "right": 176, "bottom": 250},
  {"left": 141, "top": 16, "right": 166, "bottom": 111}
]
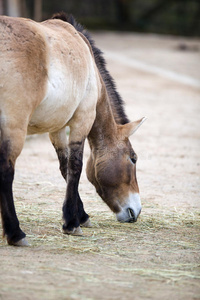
[{"left": 87, "top": 117, "right": 146, "bottom": 223}]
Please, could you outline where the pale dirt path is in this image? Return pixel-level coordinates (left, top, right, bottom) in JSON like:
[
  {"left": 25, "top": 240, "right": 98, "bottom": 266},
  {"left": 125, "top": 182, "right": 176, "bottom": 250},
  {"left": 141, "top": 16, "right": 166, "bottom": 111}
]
[{"left": 0, "top": 33, "right": 200, "bottom": 300}]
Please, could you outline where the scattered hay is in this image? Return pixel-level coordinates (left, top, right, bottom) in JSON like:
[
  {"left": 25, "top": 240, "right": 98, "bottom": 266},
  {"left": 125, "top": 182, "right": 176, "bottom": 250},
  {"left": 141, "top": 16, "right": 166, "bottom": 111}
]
[
  {"left": 1, "top": 202, "right": 199, "bottom": 250},
  {"left": 0, "top": 201, "right": 199, "bottom": 249},
  {"left": 0, "top": 200, "right": 199, "bottom": 283}
]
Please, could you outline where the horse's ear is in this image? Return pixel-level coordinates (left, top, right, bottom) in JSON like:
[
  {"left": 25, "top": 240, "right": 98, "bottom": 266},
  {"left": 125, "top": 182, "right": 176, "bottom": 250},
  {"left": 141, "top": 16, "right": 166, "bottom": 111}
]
[{"left": 121, "top": 117, "right": 147, "bottom": 137}]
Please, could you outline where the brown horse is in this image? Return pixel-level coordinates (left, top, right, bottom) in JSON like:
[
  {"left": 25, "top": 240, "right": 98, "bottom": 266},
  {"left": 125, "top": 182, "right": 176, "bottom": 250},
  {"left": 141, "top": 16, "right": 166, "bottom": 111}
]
[{"left": 0, "top": 13, "right": 146, "bottom": 246}]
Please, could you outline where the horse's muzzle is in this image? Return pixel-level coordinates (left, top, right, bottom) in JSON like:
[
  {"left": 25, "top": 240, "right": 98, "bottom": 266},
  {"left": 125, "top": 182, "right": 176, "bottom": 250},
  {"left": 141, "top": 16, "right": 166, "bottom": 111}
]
[
  {"left": 127, "top": 208, "right": 137, "bottom": 222},
  {"left": 116, "top": 193, "right": 142, "bottom": 223}
]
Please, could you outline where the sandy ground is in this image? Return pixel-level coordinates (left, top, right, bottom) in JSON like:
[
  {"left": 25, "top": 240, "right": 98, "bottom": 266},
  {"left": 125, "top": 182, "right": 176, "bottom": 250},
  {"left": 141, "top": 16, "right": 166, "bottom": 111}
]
[{"left": 0, "top": 32, "right": 200, "bottom": 300}]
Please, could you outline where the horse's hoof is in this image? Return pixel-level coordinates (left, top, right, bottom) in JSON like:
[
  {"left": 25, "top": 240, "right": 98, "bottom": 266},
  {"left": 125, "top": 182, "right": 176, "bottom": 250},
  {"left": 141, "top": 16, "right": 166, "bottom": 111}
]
[
  {"left": 63, "top": 226, "right": 83, "bottom": 236},
  {"left": 9, "top": 237, "right": 29, "bottom": 247},
  {"left": 81, "top": 218, "right": 92, "bottom": 228}
]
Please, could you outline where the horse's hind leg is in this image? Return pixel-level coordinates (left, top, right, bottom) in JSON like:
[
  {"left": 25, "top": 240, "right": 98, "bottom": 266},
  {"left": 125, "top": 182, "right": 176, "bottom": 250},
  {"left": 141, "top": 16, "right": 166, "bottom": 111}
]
[{"left": 0, "top": 124, "right": 28, "bottom": 246}]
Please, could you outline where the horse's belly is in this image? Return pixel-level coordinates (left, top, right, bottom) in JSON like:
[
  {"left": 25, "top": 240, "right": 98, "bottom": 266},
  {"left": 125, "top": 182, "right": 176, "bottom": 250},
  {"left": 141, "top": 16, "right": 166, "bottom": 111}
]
[{"left": 27, "top": 68, "right": 87, "bottom": 134}]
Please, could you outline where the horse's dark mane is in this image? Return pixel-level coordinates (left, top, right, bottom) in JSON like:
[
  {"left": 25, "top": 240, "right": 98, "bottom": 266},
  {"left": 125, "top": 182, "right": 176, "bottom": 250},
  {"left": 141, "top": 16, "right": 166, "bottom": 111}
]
[{"left": 52, "top": 12, "right": 130, "bottom": 125}]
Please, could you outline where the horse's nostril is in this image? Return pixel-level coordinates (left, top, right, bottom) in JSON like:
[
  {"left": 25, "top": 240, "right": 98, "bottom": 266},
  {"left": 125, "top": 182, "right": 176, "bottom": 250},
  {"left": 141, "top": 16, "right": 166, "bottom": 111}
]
[{"left": 127, "top": 208, "right": 137, "bottom": 222}]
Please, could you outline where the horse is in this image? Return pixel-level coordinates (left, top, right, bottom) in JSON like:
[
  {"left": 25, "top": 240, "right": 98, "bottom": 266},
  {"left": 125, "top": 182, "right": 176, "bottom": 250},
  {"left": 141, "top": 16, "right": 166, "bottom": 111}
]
[{"left": 0, "top": 12, "right": 146, "bottom": 246}]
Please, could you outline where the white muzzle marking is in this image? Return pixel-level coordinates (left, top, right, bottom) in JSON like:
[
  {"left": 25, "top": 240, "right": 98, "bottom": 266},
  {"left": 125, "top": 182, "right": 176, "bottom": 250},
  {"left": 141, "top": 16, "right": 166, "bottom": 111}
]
[{"left": 116, "top": 193, "right": 142, "bottom": 222}]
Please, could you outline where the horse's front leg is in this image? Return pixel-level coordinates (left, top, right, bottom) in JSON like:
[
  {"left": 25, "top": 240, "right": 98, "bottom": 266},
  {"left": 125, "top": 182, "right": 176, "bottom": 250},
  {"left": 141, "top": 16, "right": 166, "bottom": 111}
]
[
  {"left": 49, "top": 130, "right": 91, "bottom": 235},
  {"left": 62, "top": 139, "right": 85, "bottom": 235}
]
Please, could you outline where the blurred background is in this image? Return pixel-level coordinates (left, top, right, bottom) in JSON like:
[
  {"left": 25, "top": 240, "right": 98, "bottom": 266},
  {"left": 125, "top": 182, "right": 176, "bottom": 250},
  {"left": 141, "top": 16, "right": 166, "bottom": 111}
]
[
  {"left": 0, "top": 2, "right": 200, "bottom": 299},
  {"left": 0, "top": 0, "right": 199, "bottom": 36}
]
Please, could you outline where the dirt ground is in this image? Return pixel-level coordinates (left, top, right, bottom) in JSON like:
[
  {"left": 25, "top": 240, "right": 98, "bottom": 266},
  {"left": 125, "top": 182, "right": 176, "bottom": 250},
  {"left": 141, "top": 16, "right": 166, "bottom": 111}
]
[{"left": 0, "top": 32, "right": 200, "bottom": 300}]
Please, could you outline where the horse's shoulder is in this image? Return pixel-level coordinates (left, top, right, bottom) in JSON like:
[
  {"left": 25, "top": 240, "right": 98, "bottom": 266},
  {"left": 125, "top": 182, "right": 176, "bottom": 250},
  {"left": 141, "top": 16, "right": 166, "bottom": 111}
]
[
  {"left": 41, "top": 19, "right": 82, "bottom": 42},
  {"left": 41, "top": 20, "right": 92, "bottom": 60},
  {"left": 42, "top": 18, "right": 74, "bottom": 31}
]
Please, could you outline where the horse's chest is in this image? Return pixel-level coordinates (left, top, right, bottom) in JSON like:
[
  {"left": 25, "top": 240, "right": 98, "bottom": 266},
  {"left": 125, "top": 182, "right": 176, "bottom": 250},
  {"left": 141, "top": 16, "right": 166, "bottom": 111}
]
[{"left": 28, "top": 67, "right": 87, "bottom": 134}]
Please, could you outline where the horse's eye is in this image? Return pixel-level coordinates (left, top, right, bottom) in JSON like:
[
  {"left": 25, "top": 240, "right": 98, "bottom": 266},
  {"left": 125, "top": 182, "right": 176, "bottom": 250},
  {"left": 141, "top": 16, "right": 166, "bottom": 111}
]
[{"left": 130, "top": 154, "right": 137, "bottom": 164}]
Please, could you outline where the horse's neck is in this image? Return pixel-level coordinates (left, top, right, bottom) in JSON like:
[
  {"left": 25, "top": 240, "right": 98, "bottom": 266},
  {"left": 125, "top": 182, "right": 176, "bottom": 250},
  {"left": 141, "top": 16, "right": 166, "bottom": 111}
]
[
  {"left": 104, "top": 85, "right": 129, "bottom": 125},
  {"left": 88, "top": 86, "right": 117, "bottom": 151}
]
